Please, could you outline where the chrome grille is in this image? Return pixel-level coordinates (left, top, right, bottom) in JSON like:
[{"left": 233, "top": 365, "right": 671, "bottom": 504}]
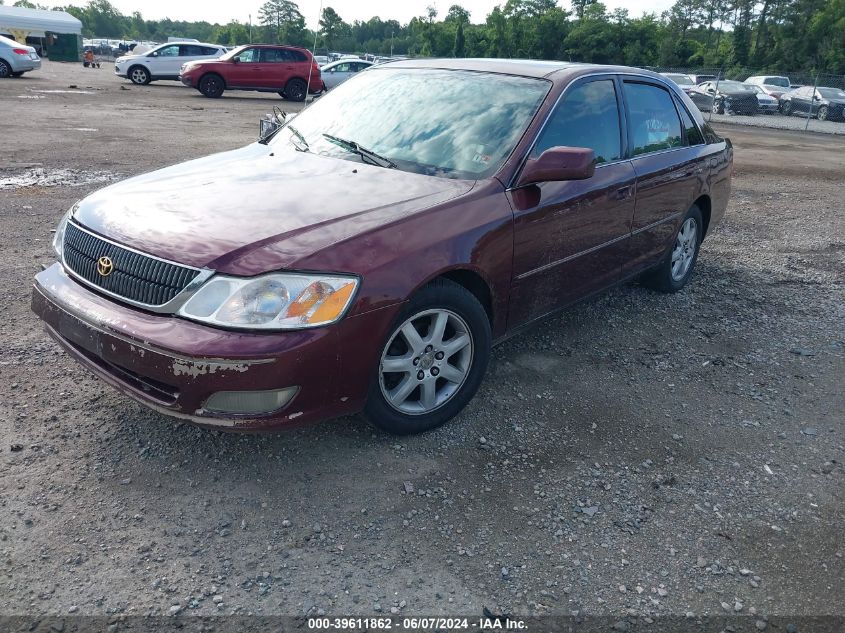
[{"left": 63, "top": 221, "right": 200, "bottom": 307}]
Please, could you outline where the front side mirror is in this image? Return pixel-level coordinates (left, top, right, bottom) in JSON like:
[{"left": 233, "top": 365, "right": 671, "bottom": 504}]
[{"left": 517, "top": 146, "right": 595, "bottom": 187}]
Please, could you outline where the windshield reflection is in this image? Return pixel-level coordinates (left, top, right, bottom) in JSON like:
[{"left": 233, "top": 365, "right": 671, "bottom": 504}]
[{"left": 271, "top": 68, "right": 551, "bottom": 179}]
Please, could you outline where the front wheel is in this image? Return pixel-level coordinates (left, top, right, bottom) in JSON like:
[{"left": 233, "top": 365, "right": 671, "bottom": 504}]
[
  {"left": 711, "top": 101, "right": 724, "bottom": 115},
  {"left": 198, "top": 74, "right": 225, "bottom": 98},
  {"left": 128, "top": 65, "right": 150, "bottom": 85},
  {"left": 817, "top": 106, "right": 829, "bottom": 121},
  {"left": 642, "top": 206, "right": 703, "bottom": 293},
  {"left": 365, "top": 279, "right": 491, "bottom": 435},
  {"left": 782, "top": 100, "right": 792, "bottom": 116}
]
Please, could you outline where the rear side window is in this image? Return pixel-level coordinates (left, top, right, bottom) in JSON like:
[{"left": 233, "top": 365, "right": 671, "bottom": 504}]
[
  {"left": 532, "top": 79, "right": 622, "bottom": 165},
  {"left": 675, "top": 100, "right": 704, "bottom": 145},
  {"left": 180, "top": 45, "right": 206, "bottom": 56},
  {"left": 624, "top": 82, "right": 683, "bottom": 156}
]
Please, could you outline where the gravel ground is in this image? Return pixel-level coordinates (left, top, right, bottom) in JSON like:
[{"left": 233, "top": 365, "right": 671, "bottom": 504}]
[
  {"left": 707, "top": 110, "right": 845, "bottom": 135},
  {"left": 1, "top": 62, "right": 844, "bottom": 626}
]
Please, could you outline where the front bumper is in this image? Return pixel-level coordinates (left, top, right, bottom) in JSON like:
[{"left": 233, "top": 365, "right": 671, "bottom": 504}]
[
  {"left": 32, "top": 263, "right": 397, "bottom": 431},
  {"left": 180, "top": 74, "right": 194, "bottom": 87},
  {"left": 114, "top": 65, "right": 127, "bottom": 77}
]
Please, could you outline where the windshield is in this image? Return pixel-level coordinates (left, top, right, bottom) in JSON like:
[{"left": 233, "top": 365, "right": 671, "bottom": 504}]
[
  {"left": 818, "top": 87, "right": 845, "bottom": 99},
  {"left": 220, "top": 45, "right": 249, "bottom": 61},
  {"left": 764, "top": 77, "right": 790, "bottom": 88},
  {"left": 270, "top": 68, "right": 551, "bottom": 179}
]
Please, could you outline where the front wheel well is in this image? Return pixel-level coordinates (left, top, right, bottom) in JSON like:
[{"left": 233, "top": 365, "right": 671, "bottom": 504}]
[
  {"left": 434, "top": 269, "right": 493, "bottom": 327},
  {"left": 694, "top": 195, "right": 712, "bottom": 237}
]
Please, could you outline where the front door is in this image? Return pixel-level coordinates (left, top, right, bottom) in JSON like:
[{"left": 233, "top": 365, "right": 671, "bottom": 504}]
[
  {"left": 147, "top": 43, "right": 181, "bottom": 77},
  {"left": 508, "top": 76, "right": 636, "bottom": 328},
  {"left": 229, "top": 47, "right": 262, "bottom": 87}
]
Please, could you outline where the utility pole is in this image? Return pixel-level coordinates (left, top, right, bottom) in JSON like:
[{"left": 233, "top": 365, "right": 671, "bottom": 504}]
[
  {"left": 390, "top": 29, "right": 394, "bottom": 58},
  {"left": 249, "top": 14, "right": 253, "bottom": 43}
]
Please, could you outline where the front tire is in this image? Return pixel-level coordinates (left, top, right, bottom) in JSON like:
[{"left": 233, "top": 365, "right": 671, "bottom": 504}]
[
  {"left": 711, "top": 100, "right": 724, "bottom": 115},
  {"left": 817, "top": 105, "right": 829, "bottom": 121},
  {"left": 128, "top": 65, "right": 150, "bottom": 85},
  {"left": 642, "top": 205, "right": 703, "bottom": 293},
  {"left": 198, "top": 73, "right": 225, "bottom": 98},
  {"left": 365, "top": 279, "right": 491, "bottom": 435},
  {"left": 782, "top": 100, "right": 792, "bottom": 116},
  {"left": 283, "top": 78, "right": 307, "bottom": 102}
]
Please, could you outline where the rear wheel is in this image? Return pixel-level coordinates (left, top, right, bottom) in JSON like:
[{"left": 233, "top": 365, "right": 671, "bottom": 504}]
[
  {"left": 817, "top": 105, "right": 829, "bottom": 121},
  {"left": 365, "top": 279, "right": 491, "bottom": 435},
  {"left": 283, "top": 78, "right": 307, "bottom": 102},
  {"left": 198, "top": 73, "right": 225, "bottom": 98},
  {"left": 0, "top": 59, "right": 11, "bottom": 78},
  {"left": 128, "top": 65, "right": 150, "bottom": 85},
  {"left": 641, "top": 205, "right": 703, "bottom": 294}
]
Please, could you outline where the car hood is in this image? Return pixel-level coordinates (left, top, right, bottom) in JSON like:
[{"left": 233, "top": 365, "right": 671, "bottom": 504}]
[
  {"left": 72, "top": 143, "right": 475, "bottom": 274},
  {"left": 115, "top": 54, "right": 141, "bottom": 63}
]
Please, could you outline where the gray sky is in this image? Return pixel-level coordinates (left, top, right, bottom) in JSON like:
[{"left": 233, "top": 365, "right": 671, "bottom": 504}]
[{"left": 50, "top": 0, "right": 675, "bottom": 29}]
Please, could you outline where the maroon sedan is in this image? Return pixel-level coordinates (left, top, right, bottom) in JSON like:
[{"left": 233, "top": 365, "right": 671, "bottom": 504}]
[{"left": 32, "top": 59, "right": 732, "bottom": 434}]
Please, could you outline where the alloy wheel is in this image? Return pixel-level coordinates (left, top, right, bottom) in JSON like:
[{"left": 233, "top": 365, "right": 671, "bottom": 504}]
[
  {"left": 130, "top": 67, "right": 148, "bottom": 84},
  {"left": 379, "top": 309, "right": 473, "bottom": 415},
  {"left": 671, "top": 218, "right": 698, "bottom": 281},
  {"left": 0, "top": 61, "right": 10, "bottom": 78}
]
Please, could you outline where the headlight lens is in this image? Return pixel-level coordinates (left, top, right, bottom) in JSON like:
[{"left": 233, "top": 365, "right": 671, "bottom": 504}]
[
  {"left": 53, "top": 206, "right": 75, "bottom": 258},
  {"left": 177, "top": 273, "right": 358, "bottom": 330}
]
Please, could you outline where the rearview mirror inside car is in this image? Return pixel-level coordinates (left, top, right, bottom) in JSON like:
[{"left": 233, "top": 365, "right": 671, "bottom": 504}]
[{"left": 516, "top": 146, "right": 595, "bottom": 187}]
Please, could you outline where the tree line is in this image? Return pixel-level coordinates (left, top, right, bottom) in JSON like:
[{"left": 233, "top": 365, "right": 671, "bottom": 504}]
[{"left": 6, "top": 0, "right": 842, "bottom": 73}]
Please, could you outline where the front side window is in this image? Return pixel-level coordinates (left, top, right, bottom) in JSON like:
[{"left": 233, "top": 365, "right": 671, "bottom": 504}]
[
  {"left": 624, "top": 82, "right": 683, "bottom": 156},
  {"left": 531, "top": 79, "right": 621, "bottom": 164},
  {"left": 235, "top": 47, "right": 259, "bottom": 63},
  {"left": 154, "top": 45, "right": 179, "bottom": 57},
  {"left": 818, "top": 87, "right": 845, "bottom": 99},
  {"left": 270, "top": 68, "right": 550, "bottom": 179}
]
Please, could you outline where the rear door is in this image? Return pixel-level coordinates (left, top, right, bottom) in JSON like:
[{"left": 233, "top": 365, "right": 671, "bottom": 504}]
[
  {"left": 622, "top": 78, "right": 708, "bottom": 273},
  {"left": 258, "top": 47, "right": 296, "bottom": 89},
  {"left": 508, "top": 75, "right": 637, "bottom": 327}
]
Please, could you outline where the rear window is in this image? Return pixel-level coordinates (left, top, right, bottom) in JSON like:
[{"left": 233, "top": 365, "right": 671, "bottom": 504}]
[{"left": 764, "top": 77, "right": 790, "bottom": 88}]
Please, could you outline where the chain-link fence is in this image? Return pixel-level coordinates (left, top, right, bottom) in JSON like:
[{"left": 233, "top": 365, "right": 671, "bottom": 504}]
[{"left": 644, "top": 66, "right": 845, "bottom": 135}]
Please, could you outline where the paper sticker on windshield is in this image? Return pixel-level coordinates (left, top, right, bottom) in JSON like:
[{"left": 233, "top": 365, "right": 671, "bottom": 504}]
[{"left": 471, "top": 145, "right": 492, "bottom": 165}]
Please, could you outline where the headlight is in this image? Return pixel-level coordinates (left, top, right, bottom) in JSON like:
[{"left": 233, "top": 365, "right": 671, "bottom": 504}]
[
  {"left": 177, "top": 273, "right": 358, "bottom": 330},
  {"left": 53, "top": 205, "right": 75, "bottom": 258}
]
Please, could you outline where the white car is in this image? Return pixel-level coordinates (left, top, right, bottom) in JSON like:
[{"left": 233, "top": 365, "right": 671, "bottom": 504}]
[
  {"left": 744, "top": 75, "right": 792, "bottom": 99},
  {"left": 747, "top": 85, "right": 780, "bottom": 114},
  {"left": 321, "top": 59, "right": 373, "bottom": 89},
  {"left": 114, "top": 41, "right": 225, "bottom": 85}
]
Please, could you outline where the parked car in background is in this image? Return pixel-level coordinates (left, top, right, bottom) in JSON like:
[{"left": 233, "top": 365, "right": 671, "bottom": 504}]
[
  {"left": 747, "top": 84, "right": 780, "bottom": 114},
  {"left": 689, "top": 73, "right": 717, "bottom": 85},
  {"left": 314, "top": 55, "right": 329, "bottom": 66},
  {"left": 744, "top": 75, "right": 792, "bottom": 99},
  {"left": 660, "top": 72, "right": 696, "bottom": 95},
  {"left": 32, "top": 60, "right": 732, "bottom": 434},
  {"left": 321, "top": 58, "right": 373, "bottom": 89},
  {"left": 780, "top": 86, "right": 845, "bottom": 120},
  {"left": 690, "top": 80, "right": 759, "bottom": 115},
  {"left": 180, "top": 44, "right": 323, "bottom": 100},
  {"left": 0, "top": 34, "right": 41, "bottom": 78},
  {"left": 115, "top": 41, "right": 226, "bottom": 85}
]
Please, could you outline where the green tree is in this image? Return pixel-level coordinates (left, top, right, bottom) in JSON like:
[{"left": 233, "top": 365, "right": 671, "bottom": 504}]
[
  {"left": 454, "top": 20, "right": 466, "bottom": 56},
  {"left": 319, "top": 7, "right": 345, "bottom": 50},
  {"left": 258, "top": 0, "right": 306, "bottom": 45}
]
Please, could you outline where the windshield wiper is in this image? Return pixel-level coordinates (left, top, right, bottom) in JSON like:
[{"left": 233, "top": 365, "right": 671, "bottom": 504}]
[
  {"left": 322, "top": 133, "right": 396, "bottom": 169},
  {"left": 287, "top": 124, "right": 310, "bottom": 152}
]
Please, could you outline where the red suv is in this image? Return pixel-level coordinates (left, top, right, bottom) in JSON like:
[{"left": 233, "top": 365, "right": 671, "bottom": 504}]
[{"left": 180, "top": 44, "right": 323, "bottom": 101}]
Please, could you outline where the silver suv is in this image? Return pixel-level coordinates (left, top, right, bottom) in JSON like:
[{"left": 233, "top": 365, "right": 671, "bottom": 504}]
[{"left": 0, "top": 34, "right": 41, "bottom": 78}]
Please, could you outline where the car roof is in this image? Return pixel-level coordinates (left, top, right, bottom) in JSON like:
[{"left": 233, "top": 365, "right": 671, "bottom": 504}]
[
  {"left": 154, "top": 41, "right": 223, "bottom": 48},
  {"left": 378, "top": 58, "right": 667, "bottom": 81}
]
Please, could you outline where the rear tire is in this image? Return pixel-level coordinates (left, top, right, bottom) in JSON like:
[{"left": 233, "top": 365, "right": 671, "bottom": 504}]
[
  {"left": 283, "top": 78, "right": 307, "bottom": 102},
  {"left": 0, "top": 59, "right": 11, "bottom": 78},
  {"left": 641, "top": 205, "right": 704, "bottom": 294},
  {"left": 198, "top": 73, "right": 225, "bottom": 98},
  {"left": 128, "top": 65, "right": 150, "bottom": 85},
  {"left": 365, "top": 279, "right": 491, "bottom": 435}
]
